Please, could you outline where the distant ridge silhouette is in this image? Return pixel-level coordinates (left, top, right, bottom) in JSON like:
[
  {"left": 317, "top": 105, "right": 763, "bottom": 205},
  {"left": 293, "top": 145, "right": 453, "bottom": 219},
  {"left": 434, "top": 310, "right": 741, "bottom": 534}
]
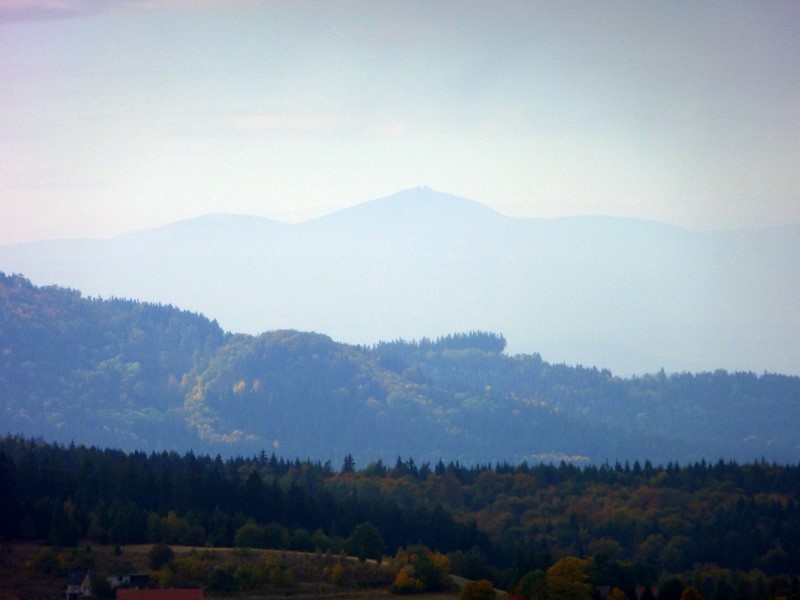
[{"left": 1, "top": 187, "right": 798, "bottom": 376}]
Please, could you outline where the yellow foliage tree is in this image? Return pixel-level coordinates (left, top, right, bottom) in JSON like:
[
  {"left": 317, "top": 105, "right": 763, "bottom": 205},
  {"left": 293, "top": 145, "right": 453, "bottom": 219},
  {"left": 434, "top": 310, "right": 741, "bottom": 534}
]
[
  {"left": 151, "top": 566, "right": 175, "bottom": 589},
  {"left": 392, "top": 566, "right": 422, "bottom": 593},
  {"left": 546, "top": 557, "right": 591, "bottom": 600},
  {"left": 431, "top": 551, "right": 452, "bottom": 573},
  {"left": 609, "top": 587, "right": 628, "bottom": 600},
  {"left": 680, "top": 587, "right": 703, "bottom": 600},
  {"left": 330, "top": 562, "right": 345, "bottom": 586}
]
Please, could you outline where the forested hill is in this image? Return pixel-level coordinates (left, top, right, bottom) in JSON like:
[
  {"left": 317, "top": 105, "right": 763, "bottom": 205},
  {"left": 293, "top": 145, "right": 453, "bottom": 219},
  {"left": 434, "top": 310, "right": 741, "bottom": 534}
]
[
  {"left": 2, "top": 272, "right": 799, "bottom": 465},
  {"left": 1, "top": 436, "right": 800, "bottom": 593}
]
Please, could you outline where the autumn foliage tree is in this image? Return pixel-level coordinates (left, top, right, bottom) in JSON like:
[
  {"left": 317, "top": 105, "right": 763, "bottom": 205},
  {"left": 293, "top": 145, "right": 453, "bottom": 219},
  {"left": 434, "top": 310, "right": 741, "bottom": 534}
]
[
  {"left": 547, "top": 557, "right": 592, "bottom": 600},
  {"left": 681, "top": 587, "right": 704, "bottom": 600},
  {"left": 461, "top": 579, "right": 497, "bottom": 600},
  {"left": 392, "top": 567, "right": 423, "bottom": 594},
  {"left": 390, "top": 546, "right": 452, "bottom": 594}
]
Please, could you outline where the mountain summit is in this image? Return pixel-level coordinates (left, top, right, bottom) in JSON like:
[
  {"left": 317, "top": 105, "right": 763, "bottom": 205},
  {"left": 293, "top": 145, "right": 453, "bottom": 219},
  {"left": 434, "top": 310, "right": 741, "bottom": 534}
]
[{"left": 314, "top": 187, "right": 504, "bottom": 223}]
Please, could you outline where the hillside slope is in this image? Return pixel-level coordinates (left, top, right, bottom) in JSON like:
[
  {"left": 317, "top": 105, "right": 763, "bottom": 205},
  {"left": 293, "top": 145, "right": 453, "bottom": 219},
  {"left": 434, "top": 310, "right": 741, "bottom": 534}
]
[{"left": 2, "top": 273, "right": 799, "bottom": 464}]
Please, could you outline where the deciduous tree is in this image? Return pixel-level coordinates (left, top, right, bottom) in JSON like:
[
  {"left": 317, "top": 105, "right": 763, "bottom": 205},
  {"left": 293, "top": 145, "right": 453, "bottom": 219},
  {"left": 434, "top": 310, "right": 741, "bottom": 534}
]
[
  {"left": 461, "top": 579, "right": 497, "bottom": 600},
  {"left": 547, "top": 557, "right": 591, "bottom": 600},
  {"left": 348, "top": 522, "right": 385, "bottom": 562}
]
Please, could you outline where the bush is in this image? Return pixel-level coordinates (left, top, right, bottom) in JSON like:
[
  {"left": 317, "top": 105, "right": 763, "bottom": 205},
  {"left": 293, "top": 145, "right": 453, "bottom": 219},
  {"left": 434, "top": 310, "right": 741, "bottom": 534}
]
[
  {"left": 331, "top": 562, "right": 345, "bottom": 586},
  {"left": 461, "top": 579, "right": 497, "bottom": 600},
  {"left": 234, "top": 522, "right": 265, "bottom": 548},
  {"left": 207, "top": 567, "right": 236, "bottom": 592},
  {"left": 30, "top": 547, "right": 61, "bottom": 575},
  {"left": 173, "top": 552, "right": 208, "bottom": 581},
  {"left": 391, "top": 566, "right": 422, "bottom": 594},
  {"left": 148, "top": 543, "right": 174, "bottom": 570},
  {"left": 263, "top": 522, "right": 289, "bottom": 549},
  {"left": 234, "top": 565, "right": 258, "bottom": 591},
  {"left": 290, "top": 528, "right": 314, "bottom": 551}
]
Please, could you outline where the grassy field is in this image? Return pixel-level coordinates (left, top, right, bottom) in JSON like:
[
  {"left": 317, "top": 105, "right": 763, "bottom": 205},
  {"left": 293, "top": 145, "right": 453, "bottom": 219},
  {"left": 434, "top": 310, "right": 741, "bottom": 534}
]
[{"left": 0, "top": 542, "right": 466, "bottom": 600}]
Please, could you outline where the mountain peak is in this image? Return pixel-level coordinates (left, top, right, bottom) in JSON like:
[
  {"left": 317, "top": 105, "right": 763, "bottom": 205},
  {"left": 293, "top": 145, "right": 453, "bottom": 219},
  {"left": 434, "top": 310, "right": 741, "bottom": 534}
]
[
  {"left": 309, "top": 186, "right": 504, "bottom": 229},
  {"left": 369, "top": 186, "right": 501, "bottom": 215}
]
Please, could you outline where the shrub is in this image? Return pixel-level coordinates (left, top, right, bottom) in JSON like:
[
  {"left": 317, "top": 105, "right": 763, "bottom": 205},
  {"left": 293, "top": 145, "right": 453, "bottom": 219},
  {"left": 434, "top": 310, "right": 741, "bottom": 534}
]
[
  {"left": 30, "top": 547, "right": 61, "bottom": 575},
  {"left": 391, "top": 566, "right": 422, "bottom": 594},
  {"left": 207, "top": 567, "right": 236, "bottom": 592},
  {"left": 234, "top": 522, "right": 265, "bottom": 548},
  {"left": 461, "top": 579, "right": 497, "bottom": 600},
  {"left": 331, "top": 562, "right": 345, "bottom": 586},
  {"left": 148, "top": 543, "right": 174, "bottom": 570}
]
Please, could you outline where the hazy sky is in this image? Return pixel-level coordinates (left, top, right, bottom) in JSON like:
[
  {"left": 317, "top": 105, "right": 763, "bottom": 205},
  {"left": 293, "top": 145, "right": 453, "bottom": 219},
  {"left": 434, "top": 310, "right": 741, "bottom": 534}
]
[{"left": 2, "top": 1, "right": 799, "bottom": 245}]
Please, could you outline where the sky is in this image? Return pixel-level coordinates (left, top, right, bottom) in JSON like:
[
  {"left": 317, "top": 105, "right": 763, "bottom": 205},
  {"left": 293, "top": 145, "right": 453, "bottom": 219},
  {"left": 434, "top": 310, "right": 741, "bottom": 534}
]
[{"left": 1, "top": 0, "right": 799, "bottom": 246}]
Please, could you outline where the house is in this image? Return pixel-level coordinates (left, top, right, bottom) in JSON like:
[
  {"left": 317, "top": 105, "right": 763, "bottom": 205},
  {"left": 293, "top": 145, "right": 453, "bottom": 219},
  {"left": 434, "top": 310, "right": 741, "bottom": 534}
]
[
  {"left": 66, "top": 571, "right": 92, "bottom": 599},
  {"left": 116, "top": 590, "right": 203, "bottom": 600},
  {"left": 107, "top": 573, "right": 150, "bottom": 589}
]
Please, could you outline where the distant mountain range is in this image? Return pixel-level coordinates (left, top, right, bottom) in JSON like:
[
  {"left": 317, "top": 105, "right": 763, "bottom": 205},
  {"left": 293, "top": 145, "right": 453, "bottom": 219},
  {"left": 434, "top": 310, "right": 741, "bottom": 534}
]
[
  {"left": 1, "top": 272, "right": 799, "bottom": 465},
  {"left": 1, "top": 187, "right": 799, "bottom": 375}
]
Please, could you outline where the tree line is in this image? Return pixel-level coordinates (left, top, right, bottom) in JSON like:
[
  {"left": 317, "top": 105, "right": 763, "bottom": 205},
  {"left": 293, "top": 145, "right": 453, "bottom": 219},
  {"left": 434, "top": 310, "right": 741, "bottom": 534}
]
[
  {"left": 1, "top": 436, "right": 799, "bottom": 598},
  {"left": 0, "top": 437, "right": 487, "bottom": 557}
]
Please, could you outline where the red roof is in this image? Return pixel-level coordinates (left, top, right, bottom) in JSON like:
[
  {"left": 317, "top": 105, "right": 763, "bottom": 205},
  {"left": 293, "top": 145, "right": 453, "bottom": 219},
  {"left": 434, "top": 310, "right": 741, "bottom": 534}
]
[{"left": 116, "top": 590, "right": 203, "bottom": 600}]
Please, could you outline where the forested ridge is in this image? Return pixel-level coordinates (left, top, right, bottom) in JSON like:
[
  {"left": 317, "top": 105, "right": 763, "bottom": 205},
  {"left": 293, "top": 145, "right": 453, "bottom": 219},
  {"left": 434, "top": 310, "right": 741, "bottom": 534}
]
[
  {"left": 2, "top": 272, "right": 800, "bottom": 597},
  {"left": 2, "top": 272, "right": 799, "bottom": 465},
  {"left": 1, "top": 436, "right": 799, "bottom": 598}
]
